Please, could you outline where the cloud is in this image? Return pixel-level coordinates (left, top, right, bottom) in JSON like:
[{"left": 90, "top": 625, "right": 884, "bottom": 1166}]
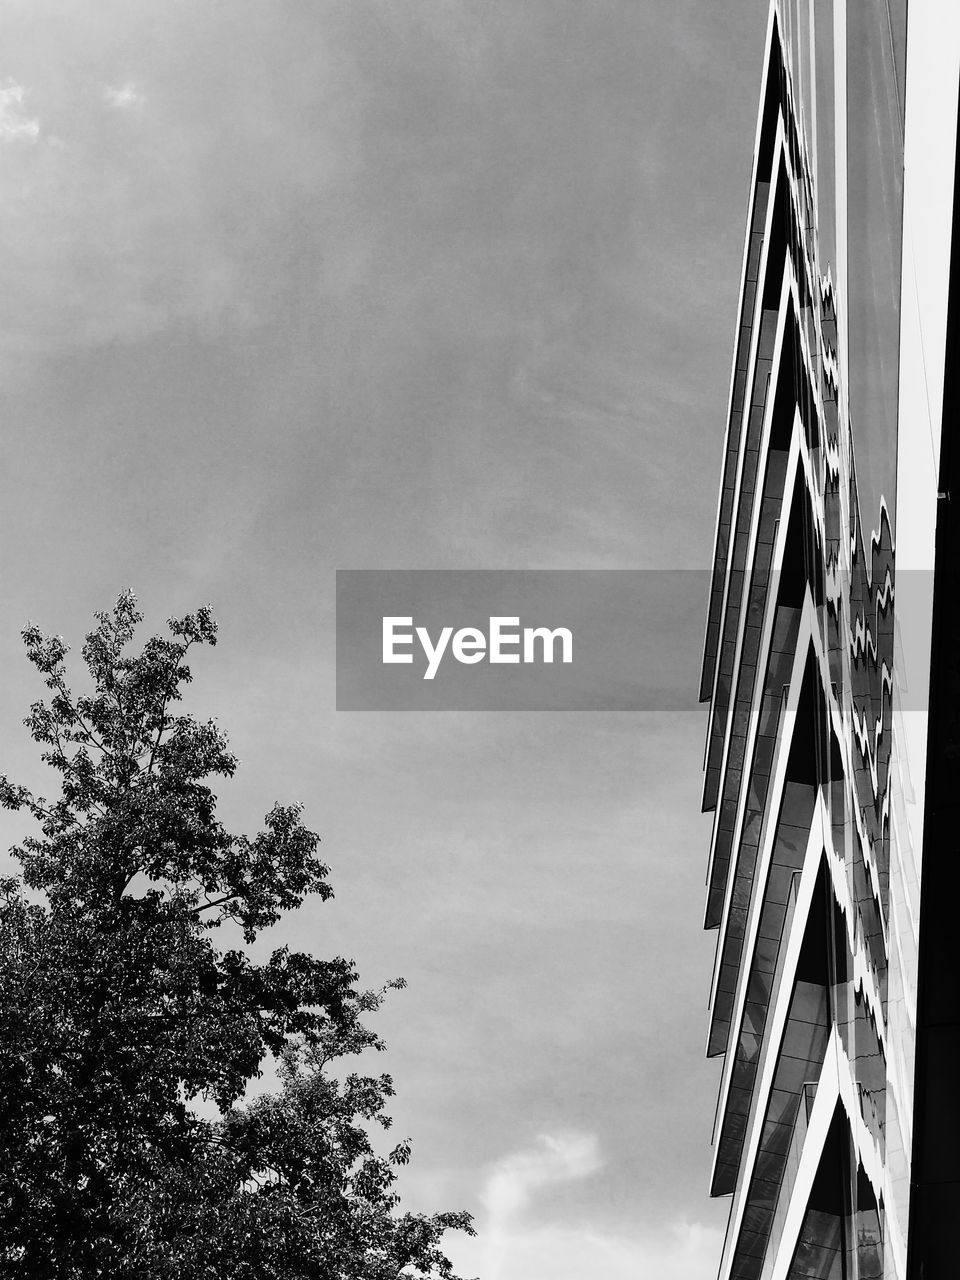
[
  {"left": 103, "top": 81, "right": 144, "bottom": 110},
  {"left": 0, "top": 79, "right": 38, "bottom": 141},
  {"left": 0, "top": 6, "right": 336, "bottom": 367},
  {"left": 482, "top": 1131, "right": 602, "bottom": 1221},
  {"left": 474, "top": 1132, "right": 602, "bottom": 1280},
  {"left": 448, "top": 1218, "right": 725, "bottom": 1280},
  {"left": 450, "top": 1132, "right": 723, "bottom": 1280}
]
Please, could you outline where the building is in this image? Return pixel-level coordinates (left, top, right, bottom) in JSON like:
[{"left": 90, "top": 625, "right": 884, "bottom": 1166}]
[{"left": 699, "top": 3, "right": 960, "bottom": 1276}]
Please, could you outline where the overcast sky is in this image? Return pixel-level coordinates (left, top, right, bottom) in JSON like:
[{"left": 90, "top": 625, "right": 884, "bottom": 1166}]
[{"left": 0, "top": 2, "right": 768, "bottom": 1276}]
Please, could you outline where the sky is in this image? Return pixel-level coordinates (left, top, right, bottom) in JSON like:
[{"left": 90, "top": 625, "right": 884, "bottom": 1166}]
[{"left": 0, "top": 2, "right": 768, "bottom": 1276}]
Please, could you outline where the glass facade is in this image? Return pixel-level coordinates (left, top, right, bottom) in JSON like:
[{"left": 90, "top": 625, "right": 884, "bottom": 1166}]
[{"left": 699, "top": 4, "right": 960, "bottom": 1277}]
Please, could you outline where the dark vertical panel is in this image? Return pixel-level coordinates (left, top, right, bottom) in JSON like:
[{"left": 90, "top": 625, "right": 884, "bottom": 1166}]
[{"left": 907, "top": 65, "right": 960, "bottom": 1280}]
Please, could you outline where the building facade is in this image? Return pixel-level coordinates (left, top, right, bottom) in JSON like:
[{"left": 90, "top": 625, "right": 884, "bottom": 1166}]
[{"left": 699, "top": 3, "right": 960, "bottom": 1277}]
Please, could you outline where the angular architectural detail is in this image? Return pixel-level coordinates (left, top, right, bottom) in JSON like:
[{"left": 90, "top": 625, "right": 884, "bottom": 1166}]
[{"left": 700, "top": 4, "right": 960, "bottom": 1277}]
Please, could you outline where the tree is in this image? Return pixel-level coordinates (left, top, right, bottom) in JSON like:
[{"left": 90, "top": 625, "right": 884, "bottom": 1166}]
[{"left": 0, "top": 591, "right": 474, "bottom": 1278}]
